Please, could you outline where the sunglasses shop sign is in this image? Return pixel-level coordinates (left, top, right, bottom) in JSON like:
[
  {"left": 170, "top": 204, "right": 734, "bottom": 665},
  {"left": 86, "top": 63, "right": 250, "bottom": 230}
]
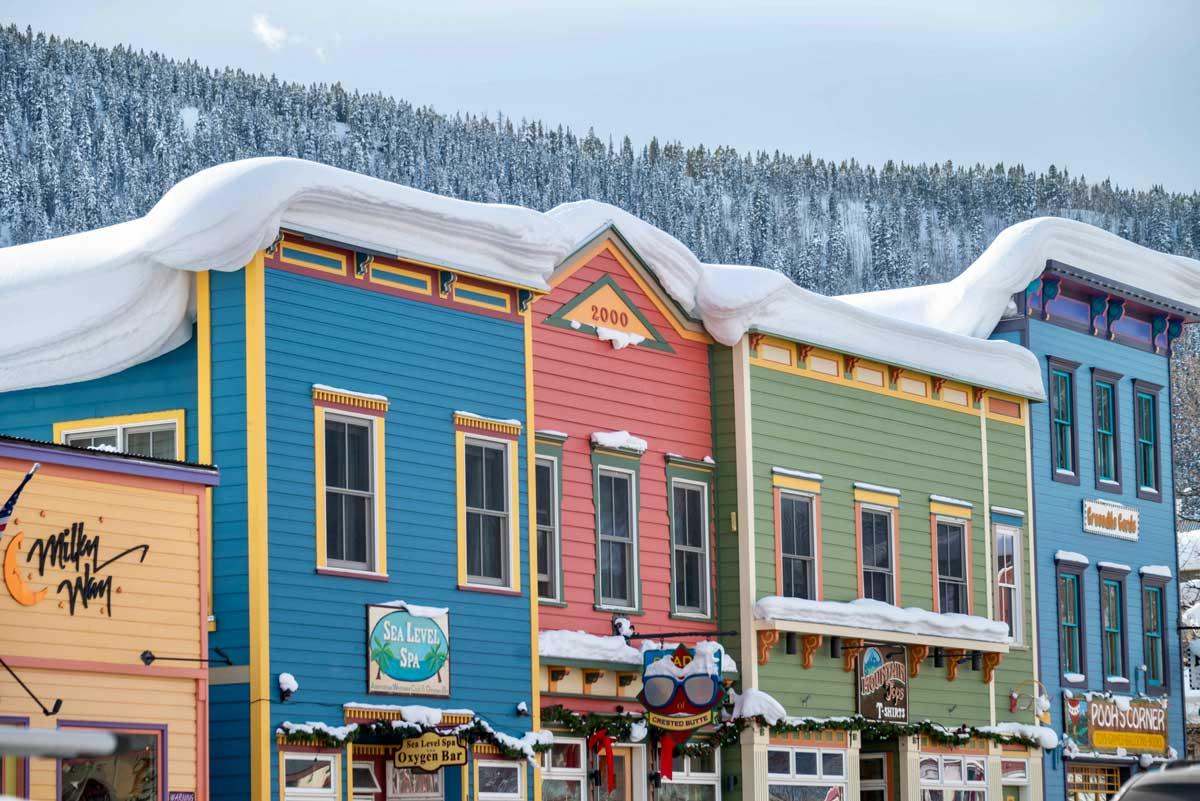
[
  {"left": 639, "top": 643, "right": 725, "bottom": 731},
  {"left": 368, "top": 604, "right": 451, "bottom": 696}
]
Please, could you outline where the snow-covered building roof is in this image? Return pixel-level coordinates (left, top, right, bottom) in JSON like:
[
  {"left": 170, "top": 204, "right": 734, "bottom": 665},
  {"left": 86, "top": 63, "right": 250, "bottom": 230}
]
[
  {"left": 839, "top": 217, "right": 1200, "bottom": 339},
  {"left": 1180, "top": 526, "right": 1200, "bottom": 575},
  {"left": 0, "top": 157, "right": 1044, "bottom": 399}
]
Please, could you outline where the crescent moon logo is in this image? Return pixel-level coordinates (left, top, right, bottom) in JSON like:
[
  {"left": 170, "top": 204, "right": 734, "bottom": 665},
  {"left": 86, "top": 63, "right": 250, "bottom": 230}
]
[{"left": 4, "top": 532, "right": 48, "bottom": 606}]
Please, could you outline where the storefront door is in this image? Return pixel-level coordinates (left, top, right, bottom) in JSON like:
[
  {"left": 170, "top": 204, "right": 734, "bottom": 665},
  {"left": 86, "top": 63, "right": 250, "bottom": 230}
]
[
  {"left": 859, "top": 753, "right": 888, "bottom": 801},
  {"left": 1065, "top": 762, "right": 1124, "bottom": 801},
  {"left": 595, "top": 746, "right": 635, "bottom": 801}
]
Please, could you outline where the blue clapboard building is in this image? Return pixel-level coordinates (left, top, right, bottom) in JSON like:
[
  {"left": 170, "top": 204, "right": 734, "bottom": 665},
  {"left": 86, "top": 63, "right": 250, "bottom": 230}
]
[{"left": 993, "top": 259, "right": 1199, "bottom": 800}]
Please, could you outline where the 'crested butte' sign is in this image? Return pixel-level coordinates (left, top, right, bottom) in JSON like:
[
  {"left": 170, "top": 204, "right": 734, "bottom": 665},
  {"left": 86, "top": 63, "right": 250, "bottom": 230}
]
[{"left": 1083, "top": 499, "right": 1138, "bottom": 541}]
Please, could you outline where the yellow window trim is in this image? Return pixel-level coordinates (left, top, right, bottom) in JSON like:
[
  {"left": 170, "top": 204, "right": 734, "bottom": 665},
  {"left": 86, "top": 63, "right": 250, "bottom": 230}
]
[
  {"left": 313, "top": 404, "right": 388, "bottom": 577},
  {"left": 930, "top": 501, "right": 973, "bottom": 519},
  {"left": 53, "top": 409, "right": 186, "bottom": 458},
  {"left": 312, "top": 385, "right": 391, "bottom": 414},
  {"left": 454, "top": 412, "right": 522, "bottom": 437},
  {"left": 368, "top": 262, "right": 434, "bottom": 296},
  {"left": 854, "top": 488, "right": 900, "bottom": 508},
  {"left": 456, "top": 430, "right": 522, "bottom": 592},
  {"left": 453, "top": 281, "right": 513, "bottom": 312},
  {"left": 277, "top": 235, "right": 348, "bottom": 276},
  {"left": 772, "top": 474, "right": 823, "bottom": 494}
]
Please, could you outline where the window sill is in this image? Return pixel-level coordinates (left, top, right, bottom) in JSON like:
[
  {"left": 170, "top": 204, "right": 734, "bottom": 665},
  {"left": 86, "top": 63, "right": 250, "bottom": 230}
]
[
  {"left": 1136, "top": 487, "right": 1162, "bottom": 503},
  {"left": 459, "top": 583, "right": 521, "bottom": 596},
  {"left": 1095, "top": 479, "right": 1123, "bottom": 494},
  {"left": 1052, "top": 469, "right": 1080, "bottom": 486},
  {"left": 670, "top": 611, "right": 715, "bottom": 623},
  {"left": 538, "top": 598, "right": 569, "bottom": 608},
  {"left": 316, "top": 566, "right": 389, "bottom": 581},
  {"left": 594, "top": 604, "right": 644, "bottom": 616},
  {"left": 1145, "top": 684, "right": 1168, "bottom": 698}
]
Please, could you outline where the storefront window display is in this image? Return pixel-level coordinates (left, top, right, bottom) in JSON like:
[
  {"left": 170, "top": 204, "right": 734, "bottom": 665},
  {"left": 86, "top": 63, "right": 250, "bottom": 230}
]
[
  {"left": 541, "top": 740, "right": 586, "bottom": 801},
  {"left": 1000, "top": 760, "right": 1029, "bottom": 801},
  {"left": 766, "top": 746, "right": 845, "bottom": 800},
  {"left": 61, "top": 729, "right": 162, "bottom": 801},
  {"left": 387, "top": 763, "right": 443, "bottom": 800},
  {"left": 659, "top": 750, "right": 720, "bottom": 801},
  {"left": 918, "top": 754, "right": 987, "bottom": 801}
]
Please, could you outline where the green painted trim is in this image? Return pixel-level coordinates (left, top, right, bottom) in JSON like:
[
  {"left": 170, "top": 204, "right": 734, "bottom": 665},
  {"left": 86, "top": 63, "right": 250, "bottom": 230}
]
[
  {"left": 541, "top": 657, "right": 643, "bottom": 672},
  {"left": 666, "top": 463, "right": 716, "bottom": 619},
  {"left": 543, "top": 274, "right": 675, "bottom": 353},
  {"left": 664, "top": 452, "right": 715, "bottom": 473},
  {"left": 535, "top": 440, "right": 567, "bottom": 604},
  {"left": 592, "top": 448, "right": 643, "bottom": 612}
]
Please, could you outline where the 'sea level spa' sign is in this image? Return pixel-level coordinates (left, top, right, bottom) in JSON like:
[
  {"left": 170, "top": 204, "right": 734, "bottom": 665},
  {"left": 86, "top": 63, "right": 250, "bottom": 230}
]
[
  {"left": 393, "top": 732, "right": 468, "bottom": 772},
  {"left": 1083, "top": 499, "right": 1139, "bottom": 541},
  {"left": 1063, "top": 695, "right": 1168, "bottom": 755},
  {"left": 367, "top": 604, "right": 450, "bottom": 696},
  {"left": 857, "top": 646, "right": 908, "bottom": 723}
]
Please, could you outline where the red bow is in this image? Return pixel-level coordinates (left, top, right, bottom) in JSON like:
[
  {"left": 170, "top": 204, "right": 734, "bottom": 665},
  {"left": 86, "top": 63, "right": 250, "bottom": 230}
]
[
  {"left": 587, "top": 728, "right": 616, "bottom": 793},
  {"left": 658, "top": 732, "right": 680, "bottom": 781}
]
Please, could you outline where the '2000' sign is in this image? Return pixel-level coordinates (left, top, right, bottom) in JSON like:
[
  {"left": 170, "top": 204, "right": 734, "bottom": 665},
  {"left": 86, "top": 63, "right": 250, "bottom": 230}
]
[{"left": 368, "top": 607, "right": 450, "bottom": 696}]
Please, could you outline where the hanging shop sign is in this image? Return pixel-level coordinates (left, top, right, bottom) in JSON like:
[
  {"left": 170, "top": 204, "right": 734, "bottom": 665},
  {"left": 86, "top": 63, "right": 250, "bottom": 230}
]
[
  {"left": 392, "top": 732, "right": 468, "bottom": 772},
  {"left": 639, "top": 643, "right": 725, "bottom": 780},
  {"left": 367, "top": 604, "right": 451, "bottom": 696},
  {"left": 1063, "top": 694, "right": 1168, "bottom": 756},
  {"left": 857, "top": 645, "right": 908, "bottom": 723},
  {"left": 1083, "top": 499, "right": 1139, "bottom": 541}
]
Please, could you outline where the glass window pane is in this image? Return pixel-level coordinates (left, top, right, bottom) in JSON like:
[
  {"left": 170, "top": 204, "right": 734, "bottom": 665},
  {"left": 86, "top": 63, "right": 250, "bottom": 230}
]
[
  {"left": 685, "top": 486, "right": 704, "bottom": 547},
  {"left": 1000, "top": 760, "right": 1027, "bottom": 781},
  {"left": 549, "top": 743, "right": 581, "bottom": 769},
  {"left": 920, "top": 757, "right": 940, "bottom": 782},
  {"left": 466, "top": 444, "right": 484, "bottom": 508},
  {"left": 326, "top": 491, "right": 345, "bottom": 561},
  {"left": 767, "top": 750, "right": 791, "bottom": 775},
  {"left": 536, "top": 461, "right": 554, "bottom": 527},
  {"left": 326, "top": 420, "right": 347, "bottom": 488},
  {"left": 822, "top": 752, "right": 844, "bottom": 777},
  {"left": 657, "top": 783, "right": 717, "bottom": 801},
  {"left": 346, "top": 421, "right": 371, "bottom": 491},
  {"left": 484, "top": 445, "right": 506, "bottom": 512},
  {"left": 611, "top": 474, "right": 630, "bottom": 538},
  {"left": 63, "top": 732, "right": 160, "bottom": 800},
  {"left": 344, "top": 495, "right": 370, "bottom": 565},
  {"left": 860, "top": 757, "right": 885, "bottom": 781},
  {"left": 283, "top": 756, "right": 333, "bottom": 789},
  {"left": 150, "top": 429, "right": 176, "bottom": 459},
  {"left": 690, "top": 750, "right": 716, "bottom": 775},
  {"left": 542, "top": 779, "right": 583, "bottom": 801},
  {"left": 478, "top": 764, "right": 520, "bottom": 794},
  {"left": 794, "top": 751, "right": 818, "bottom": 776},
  {"left": 599, "top": 473, "right": 615, "bottom": 535},
  {"left": 943, "top": 758, "right": 963, "bottom": 783}
]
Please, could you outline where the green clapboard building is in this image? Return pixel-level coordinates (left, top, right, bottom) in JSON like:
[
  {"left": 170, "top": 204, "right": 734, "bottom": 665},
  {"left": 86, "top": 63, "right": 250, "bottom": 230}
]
[{"left": 712, "top": 331, "right": 1049, "bottom": 801}]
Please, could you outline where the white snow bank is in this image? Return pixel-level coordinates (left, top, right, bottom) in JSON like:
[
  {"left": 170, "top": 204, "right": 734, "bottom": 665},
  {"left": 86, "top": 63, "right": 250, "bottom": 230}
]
[
  {"left": 1099, "top": 561, "right": 1132, "bottom": 573},
  {"left": 1140, "top": 565, "right": 1173, "bottom": 579},
  {"left": 978, "top": 722, "right": 1059, "bottom": 751},
  {"left": 278, "top": 672, "right": 299, "bottom": 693},
  {"left": 754, "top": 596, "right": 1011, "bottom": 644},
  {"left": 773, "top": 467, "right": 824, "bottom": 481},
  {"left": 377, "top": 600, "right": 450, "bottom": 618},
  {"left": 454, "top": 410, "right": 523, "bottom": 427},
  {"left": 930, "top": 494, "right": 972, "bottom": 508},
  {"left": 539, "top": 629, "right": 737, "bottom": 672},
  {"left": 596, "top": 327, "right": 645, "bottom": 350},
  {"left": 314, "top": 383, "right": 389, "bottom": 402},
  {"left": 1055, "top": 550, "right": 1090, "bottom": 566},
  {"left": 854, "top": 481, "right": 900, "bottom": 496},
  {"left": 1063, "top": 672, "right": 1086, "bottom": 684},
  {"left": 591, "top": 430, "right": 648, "bottom": 454},
  {"left": 729, "top": 688, "right": 787, "bottom": 725},
  {"left": 644, "top": 640, "right": 723, "bottom": 680},
  {"left": 840, "top": 217, "right": 1200, "bottom": 338}
]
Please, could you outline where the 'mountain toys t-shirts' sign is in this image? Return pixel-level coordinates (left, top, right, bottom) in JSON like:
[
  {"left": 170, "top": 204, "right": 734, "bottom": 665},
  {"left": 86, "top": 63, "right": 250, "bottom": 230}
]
[
  {"left": 857, "top": 646, "right": 908, "bottom": 723},
  {"left": 367, "top": 604, "right": 450, "bottom": 696}
]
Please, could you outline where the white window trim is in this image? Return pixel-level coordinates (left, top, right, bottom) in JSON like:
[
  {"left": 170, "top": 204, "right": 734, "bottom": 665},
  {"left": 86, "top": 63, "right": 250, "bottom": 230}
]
[
  {"left": 767, "top": 746, "right": 847, "bottom": 786},
  {"left": 779, "top": 489, "right": 819, "bottom": 601},
  {"left": 1000, "top": 758, "right": 1030, "bottom": 786},
  {"left": 597, "top": 464, "right": 640, "bottom": 611},
  {"left": 324, "top": 409, "right": 380, "bottom": 574},
  {"left": 918, "top": 754, "right": 988, "bottom": 789},
  {"left": 935, "top": 515, "right": 969, "bottom": 614},
  {"left": 670, "top": 477, "right": 711, "bottom": 618},
  {"left": 60, "top": 417, "right": 180, "bottom": 457},
  {"left": 463, "top": 433, "right": 517, "bottom": 589},
  {"left": 994, "top": 522, "right": 1024, "bottom": 645},
  {"left": 282, "top": 752, "right": 340, "bottom": 800},
  {"left": 860, "top": 753, "right": 887, "bottom": 796},
  {"left": 860, "top": 503, "right": 898, "bottom": 605},
  {"left": 351, "top": 760, "right": 382, "bottom": 799},
  {"left": 663, "top": 748, "right": 721, "bottom": 795},
  {"left": 477, "top": 759, "right": 526, "bottom": 801},
  {"left": 540, "top": 738, "right": 586, "bottom": 801},
  {"left": 536, "top": 454, "right": 562, "bottom": 603}
]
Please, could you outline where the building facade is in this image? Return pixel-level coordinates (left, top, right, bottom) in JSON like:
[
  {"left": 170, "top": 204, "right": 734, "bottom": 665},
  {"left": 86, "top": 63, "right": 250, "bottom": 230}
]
[
  {"left": 992, "top": 267, "right": 1198, "bottom": 800},
  {"left": 714, "top": 332, "right": 1047, "bottom": 801},
  {"left": 0, "top": 436, "right": 217, "bottom": 801}
]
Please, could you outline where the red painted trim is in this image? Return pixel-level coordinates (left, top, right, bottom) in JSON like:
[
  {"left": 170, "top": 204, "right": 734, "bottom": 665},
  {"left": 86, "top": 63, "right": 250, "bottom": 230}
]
[
  {"left": 854, "top": 501, "right": 864, "bottom": 599},
  {"left": 457, "top": 583, "right": 522, "bottom": 596},
  {"left": 314, "top": 397, "right": 387, "bottom": 418},
  {"left": 929, "top": 515, "right": 940, "bottom": 613},
  {"left": 316, "top": 566, "right": 389, "bottom": 581},
  {"left": 2, "top": 654, "right": 206, "bottom": 680},
  {"left": 813, "top": 494, "right": 824, "bottom": 601},
  {"left": 773, "top": 488, "right": 783, "bottom": 595}
]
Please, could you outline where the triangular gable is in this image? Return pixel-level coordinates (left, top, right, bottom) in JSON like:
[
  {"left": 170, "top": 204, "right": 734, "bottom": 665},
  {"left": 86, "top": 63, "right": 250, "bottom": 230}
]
[{"left": 544, "top": 229, "right": 711, "bottom": 351}]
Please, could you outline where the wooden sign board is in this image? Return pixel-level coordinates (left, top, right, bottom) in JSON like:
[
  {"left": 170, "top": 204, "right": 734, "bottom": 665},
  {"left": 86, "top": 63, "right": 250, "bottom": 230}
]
[
  {"left": 393, "top": 732, "right": 468, "bottom": 773},
  {"left": 857, "top": 646, "right": 908, "bottom": 723}
]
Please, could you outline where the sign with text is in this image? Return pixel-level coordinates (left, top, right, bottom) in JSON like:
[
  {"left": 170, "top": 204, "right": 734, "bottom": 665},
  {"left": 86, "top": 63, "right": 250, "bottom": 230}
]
[
  {"left": 639, "top": 643, "right": 725, "bottom": 781},
  {"left": 857, "top": 646, "right": 908, "bottom": 723},
  {"left": 392, "top": 732, "right": 468, "bottom": 773},
  {"left": 368, "top": 604, "right": 450, "bottom": 696},
  {"left": 1083, "top": 499, "right": 1139, "bottom": 541},
  {"left": 1063, "top": 695, "right": 1168, "bottom": 756}
]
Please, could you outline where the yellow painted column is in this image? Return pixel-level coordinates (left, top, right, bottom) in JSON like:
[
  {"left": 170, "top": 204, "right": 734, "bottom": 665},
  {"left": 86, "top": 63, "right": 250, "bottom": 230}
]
[
  {"left": 196, "top": 270, "right": 216, "bottom": 631},
  {"left": 245, "top": 252, "right": 272, "bottom": 801},
  {"left": 523, "top": 308, "right": 543, "bottom": 801}
]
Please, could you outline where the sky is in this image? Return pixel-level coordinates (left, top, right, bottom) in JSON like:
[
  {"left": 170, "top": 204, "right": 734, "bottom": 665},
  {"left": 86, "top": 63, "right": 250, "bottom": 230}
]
[{"left": 4, "top": 0, "right": 1199, "bottom": 191}]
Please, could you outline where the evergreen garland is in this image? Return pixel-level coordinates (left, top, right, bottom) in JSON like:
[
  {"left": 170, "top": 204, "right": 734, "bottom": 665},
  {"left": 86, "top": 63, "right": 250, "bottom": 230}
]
[{"left": 275, "top": 716, "right": 551, "bottom": 761}]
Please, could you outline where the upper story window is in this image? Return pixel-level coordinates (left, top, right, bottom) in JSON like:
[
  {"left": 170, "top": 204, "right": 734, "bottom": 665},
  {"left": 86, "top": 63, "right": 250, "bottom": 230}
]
[
  {"left": 780, "top": 492, "right": 817, "bottom": 600},
  {"left": 1100, "top": 577, "right": 1125, "bottom": 681},
  {"left": 994, "top": 523, "right": 1023, "bottom": 643},
  {"left": 1093, "top": 377, "right": 1119, "bottom": 486},
  {"left": 935, "top": 519, "right": 968, "bottom": 615},
  {"left": 1133, "top": 380, "right": 1162, "bottom": 501},
  {"left": 56, "top": 410, "right": 185, "bottom": 460},
  {"left": 535, "top": 456, "right": 561, "bottom": 602},
  {"left": 325, "top": 414, "right": 376, "bottom": 571},
  {"left": 597, "top": 467, "right": 637, "bottom": 609},
  {"left": 465, "top": 438, "right": 511, "bottom": 587},
  {"left": 860, "top": 506, "right": 895, "bottom": 604},
  {"left": 1143, "top": 585, "right": 1164, "bottom": 690},
  {"left": 1047, "top": 357, "right": 1080, "bottom": 484},
  {"left": 1059, "top": 572, "right": 1083, "bottom": 675},
  {"left": 671, "top": 479, "right": 710, "bottom": 617}
]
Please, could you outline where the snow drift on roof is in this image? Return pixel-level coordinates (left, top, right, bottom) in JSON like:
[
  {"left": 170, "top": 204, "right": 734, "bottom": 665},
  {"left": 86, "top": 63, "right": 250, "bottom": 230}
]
[
  {"left": 839, "top": 217, "right": 1200, "bottom": 338},
  {"left": 755, "top": 595, "right": 1011, "bottom": 644},
  {"left": 0, "top": 157, "right": 1043, "bottom": 398}
]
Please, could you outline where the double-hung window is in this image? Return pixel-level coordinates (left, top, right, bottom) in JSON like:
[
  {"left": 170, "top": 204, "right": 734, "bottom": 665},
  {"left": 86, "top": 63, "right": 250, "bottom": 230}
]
[
  {"left": 536, "top": 456, "right": 561, "bottom": 601},
  {"left": 282, "top": 753, "right": 339, "bottom": 800},
  {"left": 994, "top": 524, "right": 1022, "bottom": 642},
  {"left": 465, "top": 438, "right": 511, "bottom": 586},
  {"left": 1092, "top": 372, "right": 1121, "bottom": 488},
  {"left": 660, "top": 750, "right": 720, "bottom": 801},
  {"left": 351, "top": 762, "right": 382, "bottom": 801},
  {"left": 1100, "top": 578, "right": 1125, "bottom": 683},
  {"left": 936, "top": 519, "right": 968, "bottom": 615},
  {"left": 597, "top": 468, "right": 636, "bottom": 608},
  {"left": 780, "top": 493, "right": 817, "bottom": 600},
  {"left": 325, "top": 414, "right": 376, "bottom": 571},
  {"left": 860, "top": 506, "right": 895, "bottom": 604},
  {"left": 1143, "top": 585, "right": 1165, "bottom": 691},
  {"left": 671, "top": 479, "right": 710, "bottom": 616},
  {"left": 540, "top": 740, "right": 585, "bottom": 801},
  {"left": 1048, "top": 357, "right": 1080, "bottom": 484},
  {"left": 1059, "top": 573, "right": 1083, "bottom": 676},
  {"left": 1133, "top": 381, "right": 1162, "bottom": 500}
]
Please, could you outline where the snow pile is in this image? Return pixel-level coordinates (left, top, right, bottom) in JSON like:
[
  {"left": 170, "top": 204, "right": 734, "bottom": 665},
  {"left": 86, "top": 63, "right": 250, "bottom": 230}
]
[
  {"left": 629, "top": 720, "right": 648, "bottom": 742},
  {"left": 773, "top": 467, "right": 823, "bottom": 481},
  {"left": 1139, "top": 565, "right": 1172, "bottom": 579},
  {"left": 754, "top": 596, "right": 1011, "bottom": 644},
  {"left": 1055, "top": 550, "right": 1089, "bottom": 566},
  {"left": 729, "top": 688, "right": 788, "bottom": 725},
  {"left": 1098, "top": 561, "right": 1131, "bottom": 573},
  {"left": 378, "top": 600, "right": 450, "bottom": 618},
  {"left": 977, "top": 722, "right": 1059, "bottom": 750},
  {"left": 644, "top": 642, "right": 721, "bottom": 680},
  {"left": 516, "top": 701, "right": 528, "bottom": 715},
  {"left": 0, "top": 157, "right": 1050, "bottom": 400},
  {"left": 314, "top": 383, "right": 389, "bottom": 402},
  {"left": 591, "top": 430, "right": 649, "bottom": 454},
  {"left": 278, "top": 672, "right": 299, "bottom": 694},
  {"left": 596, "top": 327, "right": 645, "bottom": 350},
  {"left": 453, "top": 410, "right": 523, "bottom": 428},
  {"left": 614, "top": 617, "right": 635, "bottom": 638},
  {"left": 1063, "top": 672, "right": 1086, "bottom": 684},
  {"left": 1179, "top": 528, "right": 1200, "bottom": 572},
  {"left": 839, "top": 217, "right": 1200, "bottom": 339},
  {"left": 540, "top": 630, "right": 643, "bottom": 665},
  {"left": 278, "top": 721, "right": 358, "bottom": 740}
]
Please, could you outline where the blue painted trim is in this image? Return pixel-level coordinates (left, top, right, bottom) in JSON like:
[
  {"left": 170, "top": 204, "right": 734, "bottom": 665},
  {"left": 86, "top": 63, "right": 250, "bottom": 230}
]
[
  {"left": 991, "top": 511, "right": 1025, "bottom": 528},
  {"left": 282, "top": 246, "right": 342, "bottom": 271}
]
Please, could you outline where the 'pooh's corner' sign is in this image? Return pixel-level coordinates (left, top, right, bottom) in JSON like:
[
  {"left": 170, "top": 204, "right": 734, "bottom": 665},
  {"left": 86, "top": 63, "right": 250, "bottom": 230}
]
[{"left": 367, "top": 604, "right": 450, "bottom": 696}]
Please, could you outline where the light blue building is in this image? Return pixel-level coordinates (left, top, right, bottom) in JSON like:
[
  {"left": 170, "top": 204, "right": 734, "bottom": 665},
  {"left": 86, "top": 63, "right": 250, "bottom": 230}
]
[{"left": 993, "top": 258, "right": 1199, "bottom": 800}]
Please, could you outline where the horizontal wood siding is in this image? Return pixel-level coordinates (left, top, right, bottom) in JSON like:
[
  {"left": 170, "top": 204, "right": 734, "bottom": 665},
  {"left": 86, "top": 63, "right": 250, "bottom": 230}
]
[
  {"left": 262, "top": 268, "right": 532, "bottom": 742},
  {"left": 534, "top": 247, "right": 716, "bottom": 637}
]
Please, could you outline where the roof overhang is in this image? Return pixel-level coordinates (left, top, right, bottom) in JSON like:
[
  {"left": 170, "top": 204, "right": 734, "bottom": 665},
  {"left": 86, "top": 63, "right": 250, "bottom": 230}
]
[{"left": 754, "top": 617, "right": 1010, "bottom": 654}]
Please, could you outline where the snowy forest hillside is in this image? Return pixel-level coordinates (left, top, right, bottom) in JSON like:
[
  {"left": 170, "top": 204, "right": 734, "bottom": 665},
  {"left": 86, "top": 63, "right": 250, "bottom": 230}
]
[{"left": 0, "top": 23, "right": 1196, "bottom": 512}]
